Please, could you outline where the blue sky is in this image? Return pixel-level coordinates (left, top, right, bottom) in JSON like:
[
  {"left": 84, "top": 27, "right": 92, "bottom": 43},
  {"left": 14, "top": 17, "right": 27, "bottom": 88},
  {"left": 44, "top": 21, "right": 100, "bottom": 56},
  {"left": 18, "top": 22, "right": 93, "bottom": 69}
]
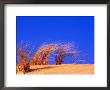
[{"left": 16, "top": 16, "right": 94, "bottom": 64}]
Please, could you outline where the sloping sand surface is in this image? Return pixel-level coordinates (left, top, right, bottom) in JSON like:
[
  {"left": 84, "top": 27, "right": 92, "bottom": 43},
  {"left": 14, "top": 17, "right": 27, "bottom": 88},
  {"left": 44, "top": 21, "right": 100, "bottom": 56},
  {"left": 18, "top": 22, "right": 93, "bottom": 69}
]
[{"left": 26, "top": 64, "right": 94, "bottom": 74}]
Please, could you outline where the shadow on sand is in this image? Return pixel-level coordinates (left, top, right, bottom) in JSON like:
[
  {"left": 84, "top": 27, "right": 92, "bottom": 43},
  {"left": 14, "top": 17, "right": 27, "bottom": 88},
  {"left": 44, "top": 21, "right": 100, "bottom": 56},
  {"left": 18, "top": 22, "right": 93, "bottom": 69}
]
[{"left": 29, "top": 66, "right": 56, "bottom": 73}]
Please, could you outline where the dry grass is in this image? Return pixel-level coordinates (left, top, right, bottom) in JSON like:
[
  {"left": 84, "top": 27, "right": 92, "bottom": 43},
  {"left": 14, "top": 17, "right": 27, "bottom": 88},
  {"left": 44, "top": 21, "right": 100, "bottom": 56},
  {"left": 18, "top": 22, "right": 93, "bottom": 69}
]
[{"left": 17, "top": 42, "right": 90, "bottom": 74}]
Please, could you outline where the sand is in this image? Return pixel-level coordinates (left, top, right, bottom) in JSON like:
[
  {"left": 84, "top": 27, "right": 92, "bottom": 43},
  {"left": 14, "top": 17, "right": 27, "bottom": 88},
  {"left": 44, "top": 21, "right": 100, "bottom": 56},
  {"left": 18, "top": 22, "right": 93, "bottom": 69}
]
[{"left": 23, "top": 64, "right": 94, "bottom": 74}]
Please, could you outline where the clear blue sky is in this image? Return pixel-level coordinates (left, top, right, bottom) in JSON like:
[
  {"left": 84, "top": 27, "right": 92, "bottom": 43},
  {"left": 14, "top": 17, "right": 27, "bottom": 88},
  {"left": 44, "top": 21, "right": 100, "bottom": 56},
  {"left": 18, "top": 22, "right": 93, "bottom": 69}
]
[{"left": 16, "top": 16, "right": 94, "bottom": 64}]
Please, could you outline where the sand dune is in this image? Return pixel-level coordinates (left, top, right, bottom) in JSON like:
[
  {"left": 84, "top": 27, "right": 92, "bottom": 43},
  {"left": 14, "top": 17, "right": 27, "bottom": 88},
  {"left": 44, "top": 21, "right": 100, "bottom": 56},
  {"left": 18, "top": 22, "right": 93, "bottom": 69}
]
[{"left": 24, "top": 64, "right": 94, "bottom": 74}]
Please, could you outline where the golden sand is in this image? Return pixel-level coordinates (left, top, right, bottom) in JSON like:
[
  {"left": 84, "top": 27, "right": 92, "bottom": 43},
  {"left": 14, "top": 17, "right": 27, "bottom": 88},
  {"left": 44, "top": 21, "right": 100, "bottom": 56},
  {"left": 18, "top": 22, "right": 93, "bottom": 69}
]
[{"left": 21, "top": 64, "right": 94, "bottom": 74}]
